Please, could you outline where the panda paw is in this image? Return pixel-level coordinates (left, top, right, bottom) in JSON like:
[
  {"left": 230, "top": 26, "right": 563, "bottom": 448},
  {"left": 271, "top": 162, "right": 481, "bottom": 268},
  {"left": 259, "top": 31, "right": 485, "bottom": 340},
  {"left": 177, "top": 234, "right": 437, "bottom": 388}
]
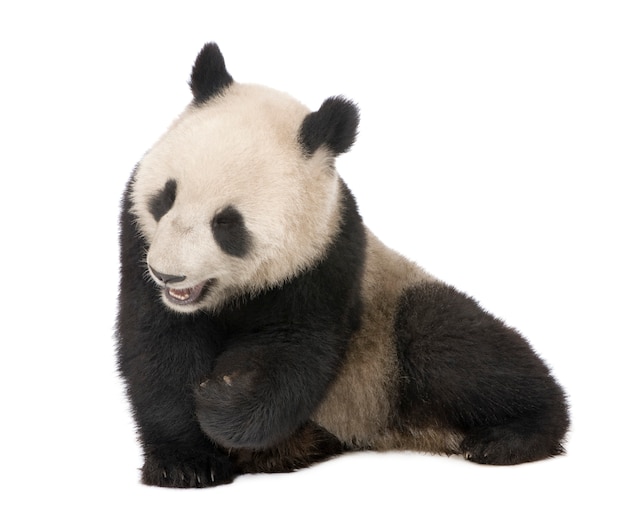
[
  {"left": 205, "top": 348, "right": 261, "bottom": 391},
  {"left": 460, "top": 423, "right": 561, "bottom": 465},
  {"left": 141, "top": 448, "right": 236, "bottom": 488},
  {"left": 195, "top": 352, "right": 260, "bottom": 420},
  {"left": 462, "top": 438, "right": 512, "bottom": 465},
  {"left": 195, "top": 370, "right": 262, "bottom": 447},
  {"left": 200, "top": 367, "right": 255, "bottom": 390}
]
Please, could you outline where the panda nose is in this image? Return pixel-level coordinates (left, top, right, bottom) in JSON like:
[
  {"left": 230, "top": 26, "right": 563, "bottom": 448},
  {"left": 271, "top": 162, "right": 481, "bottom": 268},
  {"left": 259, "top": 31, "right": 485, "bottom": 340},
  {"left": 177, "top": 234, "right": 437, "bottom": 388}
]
[{"left": 149, "top": 266, "right": 187, "bottom": 285}]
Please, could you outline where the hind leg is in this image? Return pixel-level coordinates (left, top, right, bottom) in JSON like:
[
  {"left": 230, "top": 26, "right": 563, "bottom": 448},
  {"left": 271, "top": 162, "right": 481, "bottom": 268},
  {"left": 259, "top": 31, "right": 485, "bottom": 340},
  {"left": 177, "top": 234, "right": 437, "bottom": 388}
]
[{"left": 395, "top": 282, "right": 569, "bottom": 465}]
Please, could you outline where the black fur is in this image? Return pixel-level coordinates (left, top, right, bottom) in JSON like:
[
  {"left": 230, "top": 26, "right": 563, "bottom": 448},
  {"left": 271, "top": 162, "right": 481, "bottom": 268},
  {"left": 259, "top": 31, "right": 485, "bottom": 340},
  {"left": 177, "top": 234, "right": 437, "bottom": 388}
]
[
  {"left": 299, "top": 96, "right": 359, "bottom": 156},
  {"left": 394, "top": 282, "right": 569, "bottom": 464},
  {"left": 189, "top": 42, "right": 234, "bottom": 105},
  {"left": 211, "top": 205, "right": 252, "bottom": 257},
  {"left": 148, "top": 179, "right": 177, "bottom": 222},
  {"left": 117, "top": 175, "right": 364, "bottom": 486}
]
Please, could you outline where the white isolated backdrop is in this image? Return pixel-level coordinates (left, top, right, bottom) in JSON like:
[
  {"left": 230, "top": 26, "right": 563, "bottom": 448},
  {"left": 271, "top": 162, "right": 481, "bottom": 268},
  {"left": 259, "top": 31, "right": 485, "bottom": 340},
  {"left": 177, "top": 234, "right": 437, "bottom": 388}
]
[{"left": 1, "top": 1, "right": 624, "bottom": 519}]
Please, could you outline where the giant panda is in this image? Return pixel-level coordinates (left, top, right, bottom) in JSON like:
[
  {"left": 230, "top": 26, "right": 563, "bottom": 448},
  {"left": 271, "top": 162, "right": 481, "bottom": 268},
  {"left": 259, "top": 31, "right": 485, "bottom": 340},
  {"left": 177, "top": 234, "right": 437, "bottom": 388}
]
[{"left": 117, "top": 42, "right": 569, "bottom": 488}]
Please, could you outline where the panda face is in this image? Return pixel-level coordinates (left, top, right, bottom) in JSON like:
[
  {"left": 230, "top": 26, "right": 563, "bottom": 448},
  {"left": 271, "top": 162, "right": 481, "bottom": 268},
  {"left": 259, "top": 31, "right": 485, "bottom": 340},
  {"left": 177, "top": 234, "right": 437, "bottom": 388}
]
[{"left": 131, "top": 83, "right": 343, "bottom": 313}]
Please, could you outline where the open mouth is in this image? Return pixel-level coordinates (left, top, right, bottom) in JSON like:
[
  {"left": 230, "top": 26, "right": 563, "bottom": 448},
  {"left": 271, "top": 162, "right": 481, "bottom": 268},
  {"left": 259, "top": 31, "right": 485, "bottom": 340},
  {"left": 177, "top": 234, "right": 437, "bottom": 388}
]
[{"left": 164, "top": 280, "right": 214, "bottom": 306}]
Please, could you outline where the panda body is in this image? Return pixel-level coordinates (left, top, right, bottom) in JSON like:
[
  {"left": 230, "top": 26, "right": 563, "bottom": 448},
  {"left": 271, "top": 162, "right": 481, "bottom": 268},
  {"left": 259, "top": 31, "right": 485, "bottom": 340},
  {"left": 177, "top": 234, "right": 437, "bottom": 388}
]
[
  {"left": 312, "top": 230, "right": 456, "bottom": 453},
  {"left": 117, "top": 43, "right": 569, "bottom": 487}
]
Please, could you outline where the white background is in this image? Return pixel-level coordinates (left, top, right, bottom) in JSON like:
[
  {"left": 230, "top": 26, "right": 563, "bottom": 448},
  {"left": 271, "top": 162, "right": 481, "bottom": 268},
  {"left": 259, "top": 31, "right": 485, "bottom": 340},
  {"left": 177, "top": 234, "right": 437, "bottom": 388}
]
[{"left": 1, "top": 1, "right": 624, "bottom": 519}]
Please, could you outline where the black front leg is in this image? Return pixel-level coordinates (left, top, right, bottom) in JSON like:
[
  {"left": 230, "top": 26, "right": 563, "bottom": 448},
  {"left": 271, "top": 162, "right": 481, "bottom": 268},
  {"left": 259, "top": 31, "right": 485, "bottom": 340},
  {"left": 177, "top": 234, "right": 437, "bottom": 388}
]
[
  {"left": 117, "top": 187, "right": 238, "bottom": 487},
  {"left": 126, "top": 350, "right": 236, "bottom": 487},
  {"left": 120, "top": 341, "right": 239, "bottom": 488},
  {"left": 195, "top": 327, "right": 344, "bottom": 450}
]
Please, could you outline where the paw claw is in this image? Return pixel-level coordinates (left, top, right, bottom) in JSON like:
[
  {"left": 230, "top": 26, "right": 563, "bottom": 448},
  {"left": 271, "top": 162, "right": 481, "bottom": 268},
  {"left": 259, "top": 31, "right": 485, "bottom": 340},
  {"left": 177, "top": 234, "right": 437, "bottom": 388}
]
[{"left": 142, "top": 450, "right": 236, "bottom": 488}]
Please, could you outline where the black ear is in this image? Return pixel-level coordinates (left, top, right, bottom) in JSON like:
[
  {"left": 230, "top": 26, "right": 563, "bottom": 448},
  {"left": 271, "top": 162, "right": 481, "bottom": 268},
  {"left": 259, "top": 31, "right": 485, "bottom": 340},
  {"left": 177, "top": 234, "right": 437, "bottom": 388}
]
[
  {"left": 189, "top": 42, "right": 234, "bottom": 105},
  {"left": 298, "top": 96, "right": 360, "bottom": 156}
]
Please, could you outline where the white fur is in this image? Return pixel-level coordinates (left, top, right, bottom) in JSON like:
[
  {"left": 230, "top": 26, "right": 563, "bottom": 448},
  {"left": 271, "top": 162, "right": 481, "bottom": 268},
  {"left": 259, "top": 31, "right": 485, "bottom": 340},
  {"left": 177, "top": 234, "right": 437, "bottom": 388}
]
[{"left": 131, "top": 83, "right": 341, "bottom": 312}]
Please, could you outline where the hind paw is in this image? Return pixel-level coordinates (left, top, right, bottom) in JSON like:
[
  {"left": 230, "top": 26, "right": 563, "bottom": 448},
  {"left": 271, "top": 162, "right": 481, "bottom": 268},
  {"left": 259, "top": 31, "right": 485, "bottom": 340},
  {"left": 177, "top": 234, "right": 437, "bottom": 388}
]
[
  {"left": 461, "top": 424, "right": 561, "bottom": 465},
  {"left": 462, "top": 438, "right": 517, "bottom": 465}
]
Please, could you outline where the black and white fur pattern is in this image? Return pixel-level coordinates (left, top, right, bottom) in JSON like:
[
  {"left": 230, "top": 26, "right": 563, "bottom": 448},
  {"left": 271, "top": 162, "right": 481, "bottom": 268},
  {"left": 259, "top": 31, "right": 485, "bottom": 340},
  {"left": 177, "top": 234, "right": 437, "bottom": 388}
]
[{"left": 117, "top": 43, "right": 569, "bottom": 487}]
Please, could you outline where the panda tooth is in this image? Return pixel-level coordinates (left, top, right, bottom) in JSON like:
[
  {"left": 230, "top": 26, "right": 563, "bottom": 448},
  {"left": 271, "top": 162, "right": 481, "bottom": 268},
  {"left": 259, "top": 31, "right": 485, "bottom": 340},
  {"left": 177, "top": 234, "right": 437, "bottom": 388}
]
[
  {"left": 168, "top": 288, "right": 190, "bottom": 300},
  {"left": 164, "top": 281, "right": 211, "bottom": 305}
]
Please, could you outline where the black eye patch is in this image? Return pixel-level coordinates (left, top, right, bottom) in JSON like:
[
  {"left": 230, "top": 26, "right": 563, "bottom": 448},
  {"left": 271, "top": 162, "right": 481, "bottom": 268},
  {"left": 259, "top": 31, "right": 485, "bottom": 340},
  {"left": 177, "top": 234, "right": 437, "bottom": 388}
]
[
  {"left": 148, "top": 179, "right": 177, "bottom": 222},
  {"left": 211, "top": 205, "right": 252, "bottom": 257}
]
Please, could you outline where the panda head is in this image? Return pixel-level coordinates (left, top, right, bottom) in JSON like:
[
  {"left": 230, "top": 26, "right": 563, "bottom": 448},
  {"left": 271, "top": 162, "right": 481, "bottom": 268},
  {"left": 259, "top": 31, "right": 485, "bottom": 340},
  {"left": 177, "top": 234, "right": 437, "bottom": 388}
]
[{"left": 131, "top": 43, "right": 360, "bottom": 313}]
